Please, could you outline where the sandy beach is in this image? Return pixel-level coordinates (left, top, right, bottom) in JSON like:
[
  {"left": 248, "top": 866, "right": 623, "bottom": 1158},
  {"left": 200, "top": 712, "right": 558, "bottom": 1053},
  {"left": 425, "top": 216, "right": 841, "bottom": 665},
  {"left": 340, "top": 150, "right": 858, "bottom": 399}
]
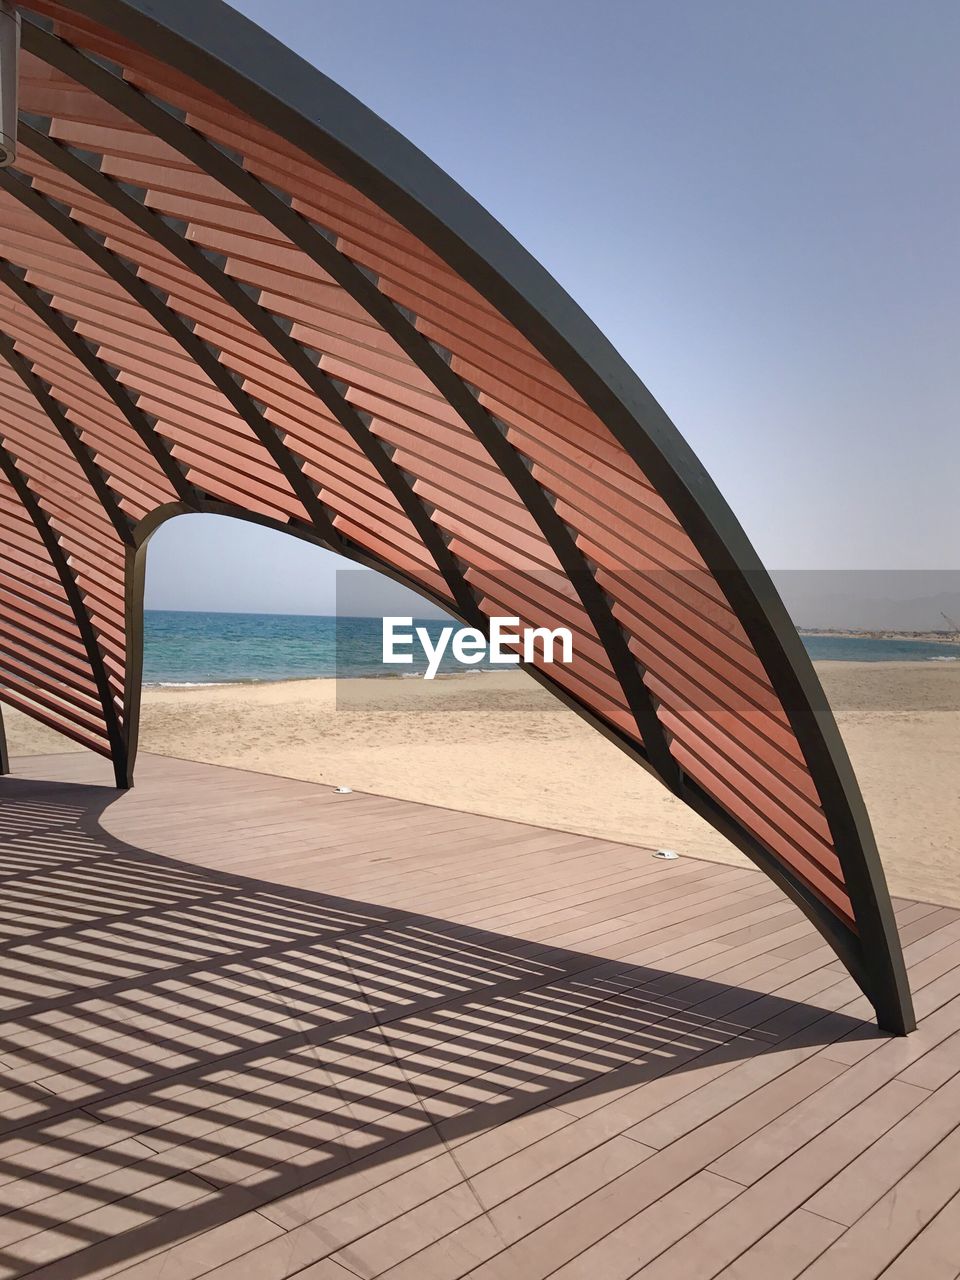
[{"left": 5, "top": 660, "right": 958, "bottom": 906}]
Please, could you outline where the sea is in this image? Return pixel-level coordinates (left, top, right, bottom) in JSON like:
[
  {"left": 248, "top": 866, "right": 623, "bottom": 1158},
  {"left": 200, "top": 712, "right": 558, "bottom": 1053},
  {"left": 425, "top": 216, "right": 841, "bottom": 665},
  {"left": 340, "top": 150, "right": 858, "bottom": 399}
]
[{"left": 142, "top": 609, "right": 960, "bottom": 687}]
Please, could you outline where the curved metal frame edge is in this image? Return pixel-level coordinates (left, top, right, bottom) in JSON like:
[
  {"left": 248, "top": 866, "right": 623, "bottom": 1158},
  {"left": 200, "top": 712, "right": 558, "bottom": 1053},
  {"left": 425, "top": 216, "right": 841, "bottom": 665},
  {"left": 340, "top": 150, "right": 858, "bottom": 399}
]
[{"left": 3, "top": 0, "right": 914, "bottom": 1033}]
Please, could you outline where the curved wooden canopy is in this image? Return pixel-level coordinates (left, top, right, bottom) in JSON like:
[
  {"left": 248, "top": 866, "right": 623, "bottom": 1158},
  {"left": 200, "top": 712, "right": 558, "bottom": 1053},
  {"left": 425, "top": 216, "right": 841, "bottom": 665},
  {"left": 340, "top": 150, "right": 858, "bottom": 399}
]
[{"left": 0, "top": 0, "right": 912, "bottom": 1032}]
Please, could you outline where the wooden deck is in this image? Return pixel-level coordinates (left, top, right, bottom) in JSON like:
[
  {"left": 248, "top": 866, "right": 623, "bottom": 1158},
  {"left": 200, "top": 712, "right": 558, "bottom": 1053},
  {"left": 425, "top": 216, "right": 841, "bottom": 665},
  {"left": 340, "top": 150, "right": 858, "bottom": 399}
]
[{"left": 2, "top": 753, "right": 960, "bottom": 1280}]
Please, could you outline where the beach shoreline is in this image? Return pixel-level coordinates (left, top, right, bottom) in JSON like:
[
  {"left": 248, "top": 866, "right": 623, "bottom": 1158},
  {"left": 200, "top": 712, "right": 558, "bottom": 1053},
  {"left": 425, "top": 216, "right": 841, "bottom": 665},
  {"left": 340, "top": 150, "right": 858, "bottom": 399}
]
[
  {"left": 5, "top": 659, "right": 958, "bottom": 906},
  {"left": 137, "top": 655, "right": 958, "bottom": 691},
  {"left": 800, "top": 629, "right": 960, "bottom": 645}
]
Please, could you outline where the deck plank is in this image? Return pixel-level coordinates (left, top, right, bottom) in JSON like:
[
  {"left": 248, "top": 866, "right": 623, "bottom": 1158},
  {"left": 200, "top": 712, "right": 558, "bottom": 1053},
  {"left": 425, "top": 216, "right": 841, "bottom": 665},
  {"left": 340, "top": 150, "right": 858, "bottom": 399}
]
[{"left": 0, "top": 752, "right": 958, "bottom": 1280}]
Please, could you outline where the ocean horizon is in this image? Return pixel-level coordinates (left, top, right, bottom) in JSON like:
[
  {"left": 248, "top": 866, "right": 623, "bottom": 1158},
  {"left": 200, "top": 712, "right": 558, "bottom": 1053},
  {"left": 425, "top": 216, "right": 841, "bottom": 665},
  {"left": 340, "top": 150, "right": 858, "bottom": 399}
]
[{"left": 142, "top": 609, "right": 960, "bottom": 687}]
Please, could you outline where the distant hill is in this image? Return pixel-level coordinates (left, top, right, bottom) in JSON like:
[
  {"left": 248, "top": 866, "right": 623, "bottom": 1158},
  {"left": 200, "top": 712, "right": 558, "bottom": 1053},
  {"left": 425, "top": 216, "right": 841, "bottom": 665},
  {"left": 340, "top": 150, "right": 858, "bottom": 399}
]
[{"left": 770, "top": 571, "right": 960, "bottom": 633}]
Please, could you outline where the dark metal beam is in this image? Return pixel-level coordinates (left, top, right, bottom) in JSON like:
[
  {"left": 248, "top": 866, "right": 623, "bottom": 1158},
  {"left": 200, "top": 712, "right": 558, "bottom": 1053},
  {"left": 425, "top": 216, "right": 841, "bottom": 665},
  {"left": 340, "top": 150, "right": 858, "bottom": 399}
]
[
  {"left": 0, "top": 438, "right": 128, "bottom": 783},
  {"left": 16, "top": 122, "right": 479, "bottom": 621},
  {"left": 0, "top": 301, "right": 133, "bottom": 546},
  {"left": 0, "top": 149, "right": 503, "bottom": 784},
  {"left": 0, "top": 166, "right": 347, "bottom": 546},
  {"left": 120, "top": 541, "right": 143, "bottom": 787},
  {"left": 0, "top": 142, "right": 482, "bottom": 632},
  {"left": 0, "top": 243, "right": 198, "bottom": 508},
  {"left": 21, "top": 25, "right": 681, "bottom": 793},
  {"left": 0, "top": 702, "right": 9, "bottom": 774}
]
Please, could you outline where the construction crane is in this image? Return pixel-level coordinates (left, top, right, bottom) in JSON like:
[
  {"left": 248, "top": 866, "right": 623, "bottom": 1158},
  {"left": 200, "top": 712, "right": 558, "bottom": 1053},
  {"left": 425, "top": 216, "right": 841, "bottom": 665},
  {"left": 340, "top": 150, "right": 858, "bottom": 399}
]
[{"left": 940, "top": 612, "right": 960, "bottom": 639}]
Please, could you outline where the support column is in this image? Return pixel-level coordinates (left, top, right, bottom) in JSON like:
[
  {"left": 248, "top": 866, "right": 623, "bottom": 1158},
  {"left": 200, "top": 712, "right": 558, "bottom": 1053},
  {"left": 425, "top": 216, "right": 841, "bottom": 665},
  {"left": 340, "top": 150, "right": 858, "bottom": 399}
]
[{"left": 0, "top": 702, "right": 9, "bottom": 774}]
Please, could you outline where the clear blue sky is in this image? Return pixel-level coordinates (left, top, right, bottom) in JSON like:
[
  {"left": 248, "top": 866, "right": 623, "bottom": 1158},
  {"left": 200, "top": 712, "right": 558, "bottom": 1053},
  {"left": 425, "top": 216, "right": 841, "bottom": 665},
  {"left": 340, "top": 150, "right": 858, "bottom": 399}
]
[{"left": 146, "top": 0, "right": 959, "bottom": 614}]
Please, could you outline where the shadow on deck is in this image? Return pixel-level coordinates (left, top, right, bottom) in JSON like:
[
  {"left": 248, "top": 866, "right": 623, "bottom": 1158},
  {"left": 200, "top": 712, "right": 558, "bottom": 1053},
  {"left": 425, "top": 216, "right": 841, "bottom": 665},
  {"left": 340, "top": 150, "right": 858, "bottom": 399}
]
[{"left": 0, "top": 757, "right": 954, "bottom": 1280}]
